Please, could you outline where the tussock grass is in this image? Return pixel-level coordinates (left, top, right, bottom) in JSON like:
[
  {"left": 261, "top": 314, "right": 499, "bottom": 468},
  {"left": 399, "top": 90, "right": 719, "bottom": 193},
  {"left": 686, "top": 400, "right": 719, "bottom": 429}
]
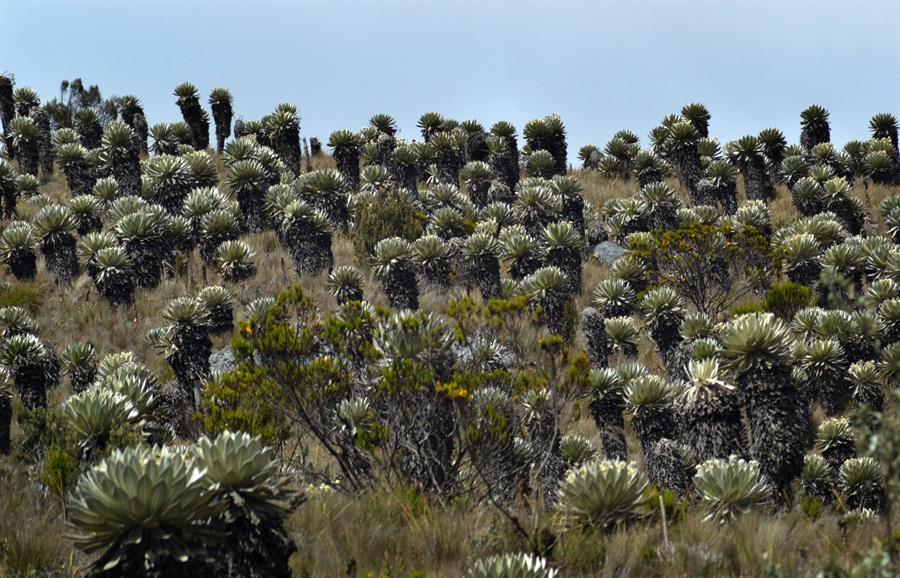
[
  {"left": 285, "top": 484, "right": 887, "bottom": 577},
  {"left": 0, "top": 462, "right": 77, "bottom": 577}
]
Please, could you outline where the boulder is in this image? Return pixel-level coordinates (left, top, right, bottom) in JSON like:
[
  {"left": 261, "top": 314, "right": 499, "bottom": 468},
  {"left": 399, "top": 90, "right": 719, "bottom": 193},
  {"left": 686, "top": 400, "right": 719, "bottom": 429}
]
[{"left": 591, "top": 241, "right": 628, "bottom": 265}]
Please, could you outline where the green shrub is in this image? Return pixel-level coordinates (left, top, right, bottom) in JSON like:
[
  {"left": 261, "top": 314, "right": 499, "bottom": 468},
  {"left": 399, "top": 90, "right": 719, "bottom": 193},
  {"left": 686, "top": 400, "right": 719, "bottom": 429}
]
[
  {"left": 629, "top": 222, "right": 777, "bottom": 316},
  {"left": 731, "top": 301, "right": 766, "bottom": 317},
  {"left": 763, "top": 281, "right": 816, "bottom": 320},
  {"left": 798, "top": 495, "right": 823, "bottom": 519},
  {"left": 0, "top": 283, "right": 45, "bottom": 313},
  {"left": 17, "top": 408, "right": 50, "bottom": 460},
  {"left": 200, "top": 367, "right": 289, "bottom": 448},
  {"left": 730, "top": 282, "right": 815, "bottom": 320},
  {"left": 40, "top": 446, "right": 79, "bottom": 504},
  {"left": 645, "top": 487, "right": 688, "bottom": 524},
  {"left": 352, "top": 190, "right": 426, "bottom": 265}
]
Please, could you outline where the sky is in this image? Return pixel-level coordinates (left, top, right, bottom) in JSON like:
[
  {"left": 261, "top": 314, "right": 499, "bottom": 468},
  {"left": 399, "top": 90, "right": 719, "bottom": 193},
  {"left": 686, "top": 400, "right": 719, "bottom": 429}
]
[{"left": 1, "top": 0, "right": 899, "bottom": 159}]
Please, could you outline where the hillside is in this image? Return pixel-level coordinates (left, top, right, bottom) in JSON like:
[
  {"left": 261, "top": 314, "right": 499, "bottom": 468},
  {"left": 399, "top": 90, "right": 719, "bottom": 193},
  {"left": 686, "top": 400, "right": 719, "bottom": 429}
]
[{"left": 0, "top": 82, "right": 899, "bottom": 577}]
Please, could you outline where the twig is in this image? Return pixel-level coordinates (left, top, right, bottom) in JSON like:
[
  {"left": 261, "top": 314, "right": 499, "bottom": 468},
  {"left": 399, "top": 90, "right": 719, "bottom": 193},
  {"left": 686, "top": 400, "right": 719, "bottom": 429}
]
[{"left": 659, "top": 493, "right": 670, "bottom": 550}]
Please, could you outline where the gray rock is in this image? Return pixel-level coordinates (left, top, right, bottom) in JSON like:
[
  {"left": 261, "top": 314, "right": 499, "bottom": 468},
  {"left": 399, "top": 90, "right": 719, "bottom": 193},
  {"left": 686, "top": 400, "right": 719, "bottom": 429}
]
[
  {"left": 209, "top": 346, "right": 236, "bottom": 376},
  {"left": 591, "top": 241, "right": 628, "bottom": 265}
]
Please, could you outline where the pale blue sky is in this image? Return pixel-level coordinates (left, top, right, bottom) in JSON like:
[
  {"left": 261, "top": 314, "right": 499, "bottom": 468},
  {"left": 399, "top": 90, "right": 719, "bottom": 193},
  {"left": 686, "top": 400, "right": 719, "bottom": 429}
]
[{"left": 1, "top": 1, "right": 898, "bottom": 156}]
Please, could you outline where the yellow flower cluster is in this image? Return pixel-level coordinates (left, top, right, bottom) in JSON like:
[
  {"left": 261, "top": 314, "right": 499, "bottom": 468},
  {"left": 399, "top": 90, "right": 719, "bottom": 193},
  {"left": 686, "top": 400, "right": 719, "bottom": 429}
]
[{"left": 435, "top": 381, "right": 470, "bottom": 400}]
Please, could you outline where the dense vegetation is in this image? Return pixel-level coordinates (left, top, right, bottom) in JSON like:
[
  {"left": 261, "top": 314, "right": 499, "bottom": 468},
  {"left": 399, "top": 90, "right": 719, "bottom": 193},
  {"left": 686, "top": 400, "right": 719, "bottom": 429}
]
[{"left": 0, "top": 74, "right": 898, "bottom": 577}]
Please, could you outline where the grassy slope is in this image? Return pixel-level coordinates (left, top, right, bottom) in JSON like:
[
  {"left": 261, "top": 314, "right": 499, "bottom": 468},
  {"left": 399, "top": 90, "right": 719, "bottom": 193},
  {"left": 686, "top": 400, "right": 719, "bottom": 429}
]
[{"left": 0, "top": 161, "right": 897, "bottom": 577}]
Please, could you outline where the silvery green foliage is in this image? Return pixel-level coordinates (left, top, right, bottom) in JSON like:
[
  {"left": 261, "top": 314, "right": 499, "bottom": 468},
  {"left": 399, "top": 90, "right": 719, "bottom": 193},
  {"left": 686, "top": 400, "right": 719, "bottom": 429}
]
[
  {"left": 467, "top": 553, "right": 557, "bottom": 578},
  {"left": 640, "top": 287, "right": 687, "bottom": 378},
  {"left": 227, "top": 158, "right": 272, "bottom": 233},
  {"left": 328, "top": 130, "right": 361, "bottom": 190},
  {"left": 217, "top": 240, "right": 256, "bottom": 283},
  {"left": 150, "top": 297, "right": 212, "bottom": 406},
  {"left": 298, "top": 168, "right": 350, "bottom": 229},
  {"left": 277, "top": 200, "right": 333, "bottom": 276},
  {"left": 727, "top": 135, "right": 774, "bottom": 202},
  {"left": 61, "top": 341, "right": 97, "bottom": 393},
  {"left": 326, "top": 265, "right": 365, "bottom": 305},
  {"left": 63, "top": 388, "right": 142, "bottom": 457},
  {"left": 68, "top": 445, "right": 222, "bottom": 576},
  {"left": 499, "top": 225, "right": 541, "bottom": 281},
  {"left": 541, "top": 220, "right": 585, "bottom": 294},
  {"left": 463, "top": 232, "right": 502, "bottom": 301},
  {"left": 102, "top": 120, "right": 141, "bottom": 197},
  {"left": 588, "top": 368, "right": 627, "bottom": 461},
  {"left": 694, "top": 456, "right": 772, "bottom": 523},
  {"left": 145, "top": 154, "right": 192, "bottom": 214},
  {"left": 591, "top": 278, "right": 635, "bottom": 318},
  {"left": 429, "top": 131, "right": 462, "bottom": 185},
  {"left": 624, "top": 375, "right": 675, "bottom": 454},
  {"left": 0, "top": 306, "right": 37, "bottom": 340},
  {"left": 414, "top": 234, "right": 453, "bottom": 289},
  {"left": 848, "top": 360, "right": 884, "bottom": 412},
  {"left": 114, "top": 206, "right": 173, "bottom": 290},
  {"left": 0, "top": 221, "right": 37, "bottom": 280},
  {"left": 199, "top": 208, "right": 240, "bottom": 264},
  {"left": 840, "top": 457, "right": 885, "bottom": 512},
  {"left": 523, "top": 115, "right": 567, "bottom": 176},
  {"left": 198, "top": 286, "right": 234, "bottom": 336},
  {"left": 664, "top": 121, "right": 703, "bottom": 202},
  {"left": 556, "top": 459, "right": 648, "bottom": 531},
  {"left": 174, "top": 82, "right": 210, "bottom": 151},
  {"left": 193, "top": 431, "right": 296, "bottom": 578},
  {"left": 560, "top": 434, "right": 598, "bottom": 470},
  {"left": 799, "top": 454, "right": 834, "bottom": 506},
  {"left": 679, "top": 359, "right": 745, "bottom": 463},
  {"left": 8, "top": 116, "right": 40, "bottom": 176},
  {"left": 92, "top": 246, "right": 135, "bottom": 307},
  {"left": 69, "top": 195, "right": 103, "bottom": 235},
  {"left": 0, "top": 333, "right": 58, "bottom": 410},
  {"left": 720, "top": 313, "right": 811, "bottom": 492},
  {"left": 33, "top": 204, "right": 79, "bottom": 284},
  {"left": 551, "top": 176, "right": 586, "bottom": 234},
  {"left": 489, "top": 121, "right": 520, "bottom": 191},
  {"left": 72, "top": 108, "right": 103, "bottom": 149},
  {"left": 521, "top": 266, "right": 572, "bottom": 337},
  {"left": 267, "top": 105, "right": 301, "bottom": 174},
  {"left": 514, "top": 178, "right": 560, "bottom": 238},
  {"left": 697, "top": 159, "right": 738, "bottom": 214},
  {"left": 815, "top": 417, "right": 856, "bottom": 473},
  {"left": 461, "top": 160, "right": 494, "bottom": 209},
  {"left": 372, "top": 237, "right": 419, "bottom": 310}
]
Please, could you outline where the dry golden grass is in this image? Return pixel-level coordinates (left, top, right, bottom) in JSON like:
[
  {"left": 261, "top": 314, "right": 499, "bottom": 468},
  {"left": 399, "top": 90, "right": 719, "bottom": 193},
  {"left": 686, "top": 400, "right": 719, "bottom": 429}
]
[
  {"left": 284, "top": 484, "right": 890, "bottom": 578},
  {"left": 289, "top": 486, "right": 512, "bottom": 577},
  {"left": 0, "top": 461, "right": 79, "bottom": 576}
]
